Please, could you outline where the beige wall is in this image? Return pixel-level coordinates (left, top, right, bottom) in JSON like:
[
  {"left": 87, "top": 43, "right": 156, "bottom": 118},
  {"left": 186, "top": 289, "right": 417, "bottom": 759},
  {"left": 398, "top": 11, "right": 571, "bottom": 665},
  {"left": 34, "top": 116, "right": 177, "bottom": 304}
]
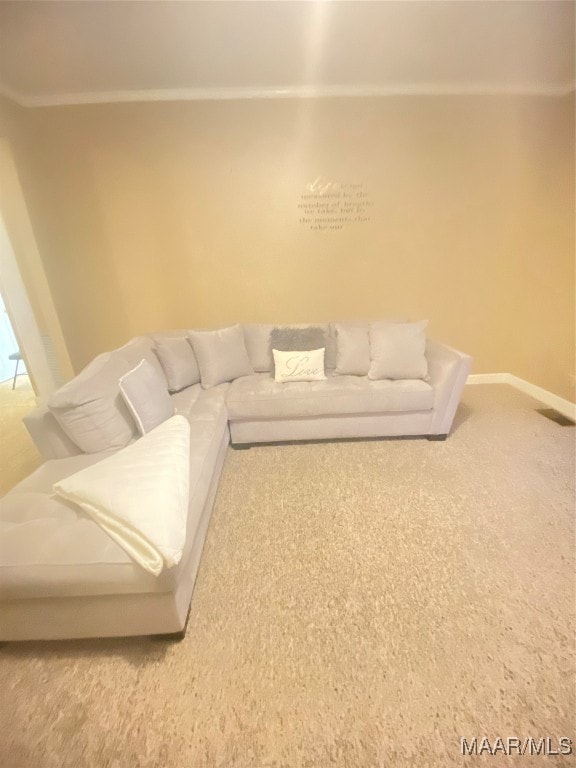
[{"left": 7, "top": 94, "right": 576, "bottom": 400}]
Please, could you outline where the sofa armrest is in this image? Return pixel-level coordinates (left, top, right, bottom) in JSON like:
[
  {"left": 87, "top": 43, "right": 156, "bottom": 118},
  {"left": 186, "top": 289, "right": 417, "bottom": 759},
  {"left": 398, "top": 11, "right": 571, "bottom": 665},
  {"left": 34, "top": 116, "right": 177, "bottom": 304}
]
[
  {"left": 23, "top": 402, "right": 83, "bottom": 461},
  {"left": 425, "top": 340, "right": 472, "bottom": 435}
]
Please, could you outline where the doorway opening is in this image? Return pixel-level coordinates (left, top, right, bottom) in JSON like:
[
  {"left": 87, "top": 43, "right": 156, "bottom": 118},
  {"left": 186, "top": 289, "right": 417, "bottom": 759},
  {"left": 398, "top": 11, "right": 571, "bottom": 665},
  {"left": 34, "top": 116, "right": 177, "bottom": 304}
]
[
  {"left": 0, "top": 138, "right": 73, "bottom": 398},
  {"left": 0, "top": 288, "right": 28, "bottom": 388}
]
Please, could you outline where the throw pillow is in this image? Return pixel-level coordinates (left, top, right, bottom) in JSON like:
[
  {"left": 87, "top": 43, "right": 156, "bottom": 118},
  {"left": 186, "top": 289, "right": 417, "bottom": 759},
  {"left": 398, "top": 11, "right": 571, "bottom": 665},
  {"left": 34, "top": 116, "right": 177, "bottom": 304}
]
[
  {"left": 273, "top": 348, "right": 326, "bottom": 383},
  {"left": 48, "top": 353, "right": 138, "bottom": 454},
  {"left": 118, "top": 337, "right": 168, "bottom": 386},
  {"left": 242, "top": 324, "right": 275, "bottom": 372},
  {"left": 368, "top": 320, "right": 429, "bottom": 380},
  {"left": 188, "top": 324, "right": 254, "bottom": 389},
  {"left": 333, "top": 323, "right": 370, "bottom": 376},
  {"left": 269, "top": 326, "right": 329, "bottom": 374},
  {"left": 119, "top": 359, "right": 175, "bottom": 435},
  {"left": 154, "top": 336, "right": 200, "bottom": 392}
]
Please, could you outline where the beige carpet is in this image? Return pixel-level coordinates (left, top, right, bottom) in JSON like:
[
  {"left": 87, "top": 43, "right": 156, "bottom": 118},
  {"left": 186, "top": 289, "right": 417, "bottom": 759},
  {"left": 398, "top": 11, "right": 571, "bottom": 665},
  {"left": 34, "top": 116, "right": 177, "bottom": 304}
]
[
  {"left": 0, "top": 384, "right": 574, "bottom": 768},
  {"left": 0, "top": 376, "right": 42, "bottom": 496}
]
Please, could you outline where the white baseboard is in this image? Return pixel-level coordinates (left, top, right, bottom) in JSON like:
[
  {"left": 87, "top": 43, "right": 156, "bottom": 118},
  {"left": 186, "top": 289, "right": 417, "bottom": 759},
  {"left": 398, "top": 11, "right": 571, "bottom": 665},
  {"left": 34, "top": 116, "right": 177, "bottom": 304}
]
[
  {"left": 467, "top": 373, "right": 509, "bottom": 385},
  {"left": 467, "top": 373, "right": 576, "bottom": 422}
]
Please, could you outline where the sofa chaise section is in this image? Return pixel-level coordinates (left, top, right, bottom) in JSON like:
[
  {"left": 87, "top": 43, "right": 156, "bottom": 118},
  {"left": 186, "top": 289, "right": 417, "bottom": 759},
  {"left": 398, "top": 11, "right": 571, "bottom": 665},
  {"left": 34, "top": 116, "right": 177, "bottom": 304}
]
[{"left": 0, "top": 386, "right": 229, "bottom": 641}]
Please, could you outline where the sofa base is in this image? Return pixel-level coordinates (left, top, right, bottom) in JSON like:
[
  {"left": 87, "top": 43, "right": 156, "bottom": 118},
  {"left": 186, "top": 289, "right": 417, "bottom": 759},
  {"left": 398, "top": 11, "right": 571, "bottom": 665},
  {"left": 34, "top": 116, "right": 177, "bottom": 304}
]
[
  {"left": 230, "top": 410, "right": 434, "bottom": 446},
  {"left": 152, "top": 627, "right": 186, "bottom": 642},
  {"left": 231, "top": 433, "right": 451, "bottom": 449},
  {"left": 151, "top": 605, "right": 191, "bottom": 642}
]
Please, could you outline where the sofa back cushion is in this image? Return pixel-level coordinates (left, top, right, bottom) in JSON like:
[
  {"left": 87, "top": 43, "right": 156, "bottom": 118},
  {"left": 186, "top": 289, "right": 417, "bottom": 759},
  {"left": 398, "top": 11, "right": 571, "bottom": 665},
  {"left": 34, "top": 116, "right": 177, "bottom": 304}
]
[
  {"left": 47, "top": 337, "right": 168, "bottom": 454},
  {"left": 118, "top": 337, "right": 167, "bottom": 385},
  {"left": 243, "top": 324, "right": 275, "bottom": 372},
  {"left": 48, "top": 352, "right": 138, "bottom": 454},
  {"left": 154, "top": 335, "right": 200, "bottom": 392},
  {"left": 189, "top": 324, "right": 254, "bottom": 388},
  {"left": 333, "top": 322, "right": 371, "bottom": 376}
]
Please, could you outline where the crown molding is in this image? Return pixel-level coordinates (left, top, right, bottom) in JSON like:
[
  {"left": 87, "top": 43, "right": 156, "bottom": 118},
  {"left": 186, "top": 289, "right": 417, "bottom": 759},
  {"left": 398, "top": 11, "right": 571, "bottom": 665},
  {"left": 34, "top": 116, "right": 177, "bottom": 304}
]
[{"left": 1, "top": 81, "right": 574, "bottom": 107}]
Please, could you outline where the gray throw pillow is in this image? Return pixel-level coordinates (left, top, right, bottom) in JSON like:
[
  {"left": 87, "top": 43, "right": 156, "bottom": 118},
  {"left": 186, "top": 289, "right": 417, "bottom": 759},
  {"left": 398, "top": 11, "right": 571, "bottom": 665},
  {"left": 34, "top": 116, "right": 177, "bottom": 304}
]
[
  {"left": 269, "top": 326, "right": 327, "bottom": 375},
  {"left": 189, "top": 324, "right": 254, "bottom": 389}
]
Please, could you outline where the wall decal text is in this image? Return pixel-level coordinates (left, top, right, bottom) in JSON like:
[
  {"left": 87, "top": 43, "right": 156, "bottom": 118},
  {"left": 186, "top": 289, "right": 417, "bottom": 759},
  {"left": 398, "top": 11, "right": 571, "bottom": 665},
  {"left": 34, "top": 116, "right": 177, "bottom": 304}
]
[{"left": 298, "top": 178, "right": 373, "bottom": 231}]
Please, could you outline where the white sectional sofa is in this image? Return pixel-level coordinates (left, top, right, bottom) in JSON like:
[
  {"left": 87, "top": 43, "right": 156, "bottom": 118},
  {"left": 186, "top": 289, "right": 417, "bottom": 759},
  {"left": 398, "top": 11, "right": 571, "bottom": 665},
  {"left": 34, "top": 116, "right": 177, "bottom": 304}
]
[{"left": 0, "top": 322, "right": 471, "bottom": 641}]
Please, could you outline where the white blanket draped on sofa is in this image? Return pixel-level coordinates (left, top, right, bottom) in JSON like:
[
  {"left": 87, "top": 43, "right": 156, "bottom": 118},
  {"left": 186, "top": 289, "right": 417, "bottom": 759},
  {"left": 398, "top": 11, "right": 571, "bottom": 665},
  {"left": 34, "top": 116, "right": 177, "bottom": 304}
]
[{"left": 53, "top": 415, "right": 190, "bottom": 576}]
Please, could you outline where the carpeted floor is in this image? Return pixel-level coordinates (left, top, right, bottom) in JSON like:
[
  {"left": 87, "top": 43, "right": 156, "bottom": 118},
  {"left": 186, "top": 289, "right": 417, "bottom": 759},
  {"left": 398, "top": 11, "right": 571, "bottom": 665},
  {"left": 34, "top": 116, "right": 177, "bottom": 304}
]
[{"left": 0, "top": 384, "right": 574, "bottom": 768}]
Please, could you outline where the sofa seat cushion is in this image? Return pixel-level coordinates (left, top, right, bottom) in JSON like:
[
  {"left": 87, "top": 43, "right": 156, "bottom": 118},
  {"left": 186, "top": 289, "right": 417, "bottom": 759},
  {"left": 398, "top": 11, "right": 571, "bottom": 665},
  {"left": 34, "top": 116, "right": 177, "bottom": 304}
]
[
  {"left": 226, "top": 373, "right": 434, "bottom": 421},
  {"left": 0, "top": 490, "right": 149, "bottom": 599},
  {"left": 170, "top": 383, "right": 202, "bottom": 418},
  {"left": 0, "top": 386, "right": 230, "bottom": 601}
]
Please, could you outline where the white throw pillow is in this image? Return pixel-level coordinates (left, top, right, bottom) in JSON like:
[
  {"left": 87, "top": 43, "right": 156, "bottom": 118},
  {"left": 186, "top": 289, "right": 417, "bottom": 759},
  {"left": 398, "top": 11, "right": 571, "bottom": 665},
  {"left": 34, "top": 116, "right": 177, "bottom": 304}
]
[
  {"left": 333, "top": 323, "right": 370, "bottom": 376},
  {"left": 272, "top": 348, "right": 326, "bottom": 383},
  {"left": 119, "top": 337, "right": 168, "bottom": 385},
  {"left": 119, "top": 359, "right": 175, "bottom": 435},
  {"left": 154, "top": 336, "right": 200, "bottom": 392},
  {"left": 368, "top": 320, "right": 429, "bottom": 380},
  {"left": 189, "top": 324, "right": 254, "bottom": 389}
]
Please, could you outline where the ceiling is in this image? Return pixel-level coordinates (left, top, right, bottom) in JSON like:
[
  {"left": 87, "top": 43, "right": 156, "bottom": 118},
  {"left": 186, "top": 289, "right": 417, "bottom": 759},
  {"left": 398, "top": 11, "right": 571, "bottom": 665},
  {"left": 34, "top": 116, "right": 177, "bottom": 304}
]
[{"left": 0, "top": 1, "right": 574, "bottom": 106}]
